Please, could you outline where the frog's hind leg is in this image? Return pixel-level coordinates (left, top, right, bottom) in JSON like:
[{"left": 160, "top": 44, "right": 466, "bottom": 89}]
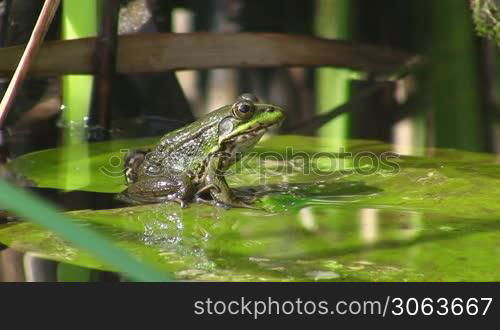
[
  {"left": 124, "top": 149, "right": 150, "bottom": 184},
  {"left": 125, "top": 174, "right": 193, "bottom": 207}
]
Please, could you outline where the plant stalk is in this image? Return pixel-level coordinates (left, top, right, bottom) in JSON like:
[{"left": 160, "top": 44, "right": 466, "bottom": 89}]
[{"left": 0, "top": 0, "right": 60, "bottom": 127}]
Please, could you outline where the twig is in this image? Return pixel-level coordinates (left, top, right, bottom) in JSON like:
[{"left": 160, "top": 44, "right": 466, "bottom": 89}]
[
  {"left": 283, "top": 84, "right": 388, "bottom": 135},
  {"left": 0, "top": 0, "right": 60, "bottom": 127},
  {"left": 283, "top": 58, "right": 425, "bottom": 135}
]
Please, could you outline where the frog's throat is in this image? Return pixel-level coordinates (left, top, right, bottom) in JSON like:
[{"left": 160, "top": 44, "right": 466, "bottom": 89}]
[{"left": 220, "top": 121, "right": 279, "bottom": 145}]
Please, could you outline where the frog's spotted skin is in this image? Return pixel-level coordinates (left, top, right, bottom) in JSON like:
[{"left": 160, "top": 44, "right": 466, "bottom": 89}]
[{"left": 122, "top": 94, "right": 285, "bottom": 208}]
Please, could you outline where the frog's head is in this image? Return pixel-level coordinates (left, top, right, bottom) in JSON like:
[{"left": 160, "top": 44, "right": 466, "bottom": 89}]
[{"left": 216, "top": 94, "right": 285, "bottom": 154}]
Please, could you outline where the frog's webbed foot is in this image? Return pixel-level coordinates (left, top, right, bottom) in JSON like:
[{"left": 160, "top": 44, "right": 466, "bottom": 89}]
[
  {"left": 174, "top": 198, "right": 188, "bottom": 208},
  {"left": 194, "top": 184, "right": 220, "bottom": 206},
  {"left": 194, "top": 194, "right": 257, "bottom": 209},
  {"left": 195, "top": 183, "right": 259, "bottom": 209},
  {"left": 193, "top": 195, "right": 221, "bottom": 207}
]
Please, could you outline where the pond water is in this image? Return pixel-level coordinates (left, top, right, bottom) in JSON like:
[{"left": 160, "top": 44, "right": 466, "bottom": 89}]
[{"left": 0, "top": 135, "right": 499, "bottom": 281}]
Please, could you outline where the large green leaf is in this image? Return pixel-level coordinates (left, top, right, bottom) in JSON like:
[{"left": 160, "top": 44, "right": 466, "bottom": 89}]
[
  {"left": 7, "top": 137, "right": 156, "bottom": 193},
  {"left": 2, "top": 135, "right": 500, "bottom": 281},
  {"left": 0, "top": 203, "right": 498, "bottom": 281}
]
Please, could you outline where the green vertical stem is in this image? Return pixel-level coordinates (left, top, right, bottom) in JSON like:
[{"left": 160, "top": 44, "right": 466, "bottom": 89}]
[
  {"left": 61, "top": 0, "right": 100, "bottom": 130},
  {"left": 315, "top": 0, "right": 352, "bottom": 143},
  {"left": 431, "top": 0, "right": 483, "bottom": 151},
  {"left": 398, "top": 0, "right": 429, "bottom": 156},
  {"left": 313, "top": 0, "right": 352, "bottom": 235},
  {"left": 61, "top": 0, "right": 100, "bottom": 190}
]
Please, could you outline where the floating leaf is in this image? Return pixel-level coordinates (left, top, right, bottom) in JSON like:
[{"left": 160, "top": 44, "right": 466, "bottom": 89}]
[
  {"left": 8, "top": 137, "right": 156, "bottom": 193},
  {"left": 0, "top": 203, "right": 499, "bottom": 281},
  {"left": 2, "top": 135, "right": 500, "bottom": 281}
]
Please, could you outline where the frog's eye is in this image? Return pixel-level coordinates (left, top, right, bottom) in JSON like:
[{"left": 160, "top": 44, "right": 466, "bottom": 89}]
[{"left": 232, "top": 101, "right": 255, "bottom": 121}]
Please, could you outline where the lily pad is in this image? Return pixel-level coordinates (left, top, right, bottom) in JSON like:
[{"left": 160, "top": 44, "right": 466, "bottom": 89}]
[
  {"left": 7, "top": 137, "right": 156, "bottom": 193},
  {"left": 0, "top": 203, "right": 498, "bottom": 281},
  {"left": 2, "top": 135, "right": 500, "bottom": 281}
]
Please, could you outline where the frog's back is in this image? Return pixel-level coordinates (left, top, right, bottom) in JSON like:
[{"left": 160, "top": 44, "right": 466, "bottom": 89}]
[
  {"left": 155, "top": 106, "right": 228, "bottom": 152},
  {"left": 149, "top": 109, "right": 226, "bottom": 173}
]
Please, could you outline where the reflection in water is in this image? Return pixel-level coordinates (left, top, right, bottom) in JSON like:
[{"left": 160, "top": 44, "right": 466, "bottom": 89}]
[
  {"left": 392, "top": 118, "right": 419, "bottom": 156},
  {"left": 0, "top": 185, "right": 438, "bottom": 282},
  {"left": 23, "top": 253, "right": 58, "bottom": 282},
  {"left": 360, "top": 208, "right": 378, "bottom": 244},
  {"left": 359, "top": 208, "right": 422, "bottom": 244},
  {"left": 143, "top": 209, "right": 184, "bottom": 245},
  {"left": 0, "top": 249, "right": 25, "bottom": 282},
  {"left": 0, "top": 247, "right": 121, "bottom": 282},
  {"left": 1, "top": 180, "right": 498, "bottom": 281},
  {"left": 298, "top": 207, "right": 319, "bottom": 232}
]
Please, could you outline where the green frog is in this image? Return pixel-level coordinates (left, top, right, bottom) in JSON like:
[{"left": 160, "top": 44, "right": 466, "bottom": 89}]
[{"left": 122, "top": 94, "right": 285, "bottom": 208}]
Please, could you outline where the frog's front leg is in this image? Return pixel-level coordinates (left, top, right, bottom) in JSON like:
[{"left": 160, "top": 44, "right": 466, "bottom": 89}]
[{"left": 199, "top": 155, "right": 257, "bottom": 208}]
